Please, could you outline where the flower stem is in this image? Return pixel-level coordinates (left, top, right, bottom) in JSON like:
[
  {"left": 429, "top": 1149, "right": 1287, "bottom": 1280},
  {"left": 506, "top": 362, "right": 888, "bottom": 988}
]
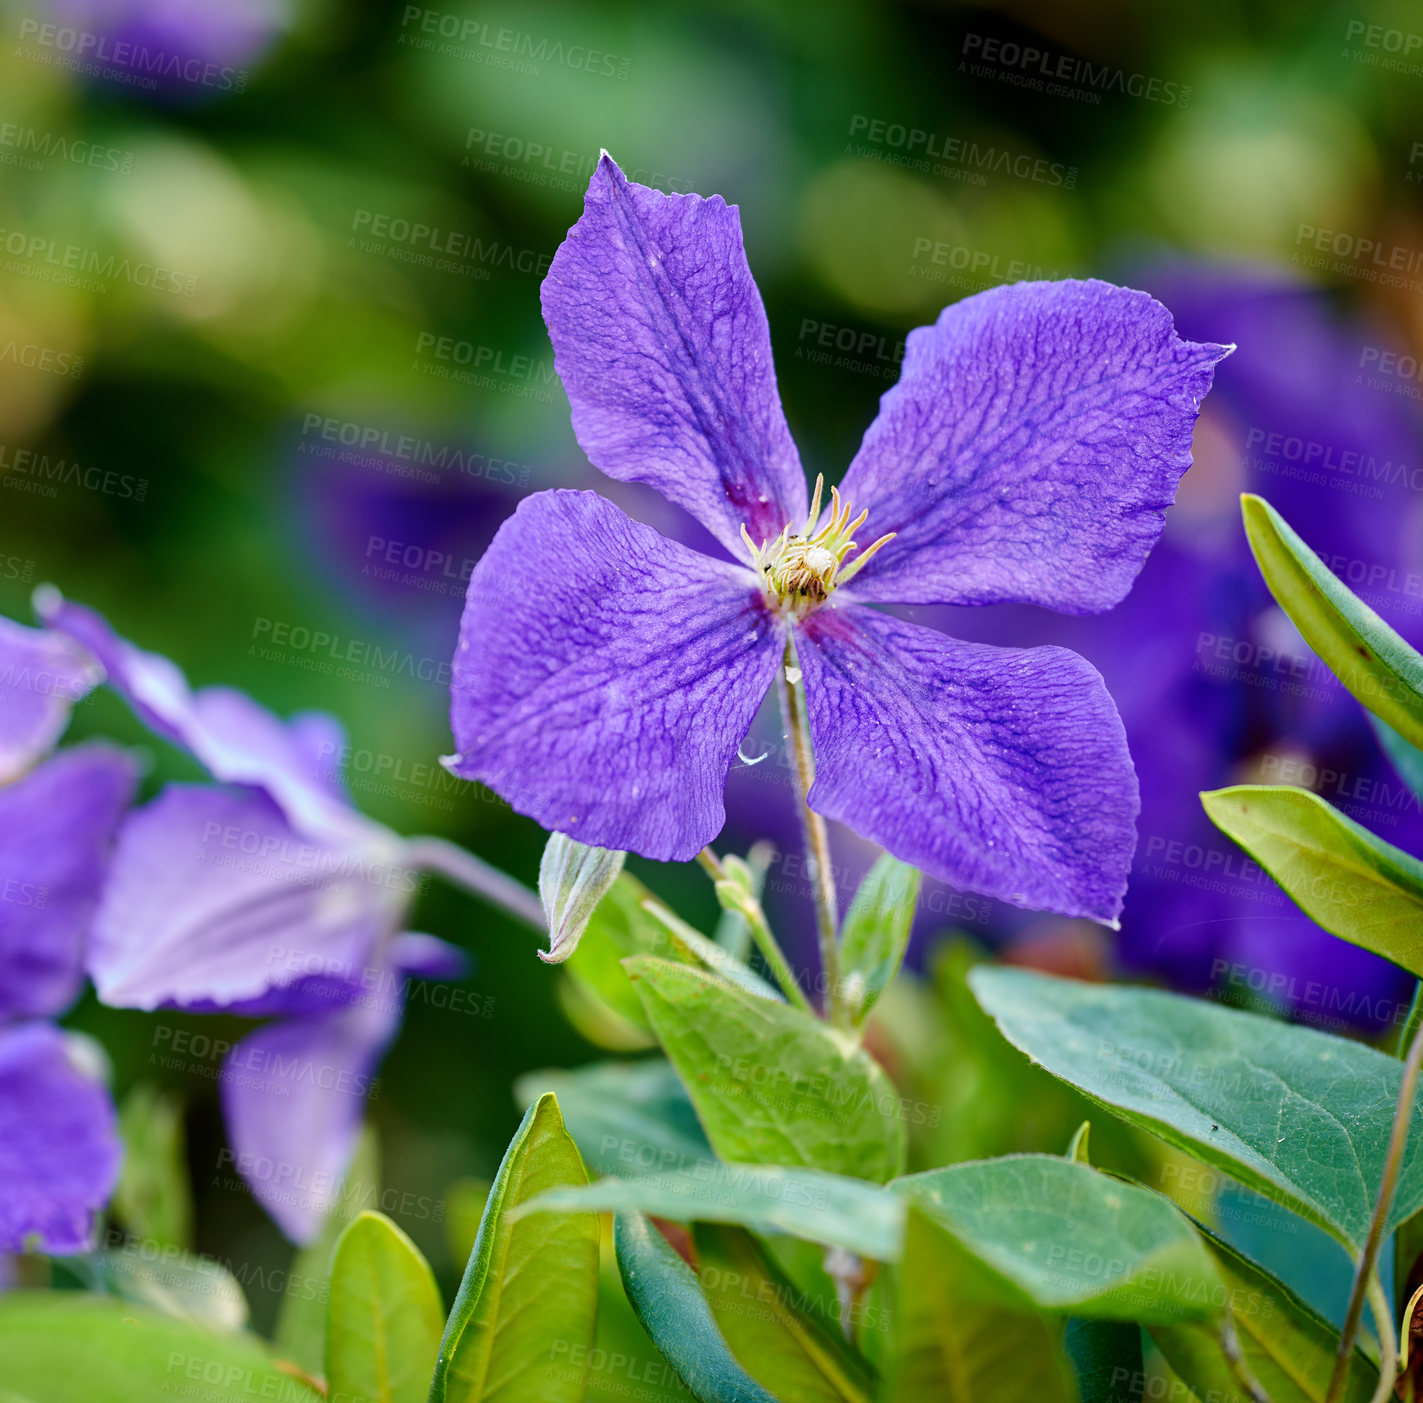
[
  {"left": 403, "top": 835, "right": 545, "bottom": 930},
  {"left": 1324, "top": 1015, "right": 1423, "bottom": 1403},
  {"left": 776, "top": 636, "right": 842, "bottom": 1024},
  {"left": 698, "top": 847, "right": 812, "bottom": 1014}
]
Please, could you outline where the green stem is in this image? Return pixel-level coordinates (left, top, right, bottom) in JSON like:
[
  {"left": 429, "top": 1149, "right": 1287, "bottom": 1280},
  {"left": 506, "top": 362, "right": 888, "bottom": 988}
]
[
  {"left": 1325, "top": 1014, "right": 1423, "bottom": 1403},
  {"left": 698, "top": 848, "right": 813, "bottom": 1015},
  {"left": 1219, "top": 1311, "right": 1272, "bottom": 1403},
  {"left": 776, "top": 636, "right": 842, "bottom": 1024}
]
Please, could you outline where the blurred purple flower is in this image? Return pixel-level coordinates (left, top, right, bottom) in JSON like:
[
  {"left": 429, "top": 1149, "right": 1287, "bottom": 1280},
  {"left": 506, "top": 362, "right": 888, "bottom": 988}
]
[
  {"left": 447, "top": 156, "right": 1228, "bottom": 926},
  {"left": 40, "top": 593, "right": 532, "bottom": 1242},
  {"left": 0, "top": 620, "right": 134, "bottom": 1253}
]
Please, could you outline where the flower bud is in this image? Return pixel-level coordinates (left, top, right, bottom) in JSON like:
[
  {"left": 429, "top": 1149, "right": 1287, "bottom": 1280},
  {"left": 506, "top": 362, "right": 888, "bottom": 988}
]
[{"left": 537, "top": 832, "right": 625, "bottom": 963}]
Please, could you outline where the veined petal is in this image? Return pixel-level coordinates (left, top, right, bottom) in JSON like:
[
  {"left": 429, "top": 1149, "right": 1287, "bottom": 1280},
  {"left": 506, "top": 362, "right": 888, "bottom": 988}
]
[
  {"left": 0, "top": 616, "right": 99, "bottom": 782},
  {"left": 0, "top": 1023, "right": 120, "bottom": 1253},
  {"left": 448, "top": 490, "right": 782, "bottom": 861},
  {"left": 541, "top": 154, "right": 806, "bottom": 556},
  {"left": 37, "top": 593, "right": 380, "bottom": 850},
  {"left": 838, "top": 279, "right": 1230, "bottom": 611},
  {"left": 796, "top": 607, "right": 1138, "bottom": 924},
  {"left": 90, "top": 785, "right": 411, "bottom": 1011},
  {"left": 0, "top": 745, "right": 136, "bottom": 1020},
  {"left": 219, "top": 995, "right": 397, "bottom": 1244}
]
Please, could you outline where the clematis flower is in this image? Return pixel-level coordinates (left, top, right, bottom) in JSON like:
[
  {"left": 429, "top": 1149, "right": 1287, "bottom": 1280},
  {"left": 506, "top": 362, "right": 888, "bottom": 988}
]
[
  {"left": 0, "top": 620, "right": 134, "bottom": 1253},
  {"left": 39, "top": 594, "right": 537, "bottom": 1241},
  {"left": 446, "top": 156, "right": 1229, "bottom": 925}
]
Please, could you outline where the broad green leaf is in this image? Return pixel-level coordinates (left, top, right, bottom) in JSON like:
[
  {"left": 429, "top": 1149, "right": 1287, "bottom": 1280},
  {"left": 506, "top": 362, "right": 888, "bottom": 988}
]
[
  {"left": 693, "top": 1223, "right": 876, "bottom": 1401},
  {"left": 513, "top": 1058, "right": 716, "bottom": 1178},
  {"left": 1063, "top": 1319, "right": 1142, "bottom": 1403},
  {"left": 613, "top": 1212, "right": 777, "bottom": 1403},
  {"left": 1372, "top": 714, "right": 1423, "bottom": 800},
  {"left": 274, "top": 1124, "right": 379, "bottom": 1375},
  {"left": 883, "top": 1206, "right": 1077, "bottom": 1402},
  {"left": 896, "top": 1155, "right": 1221, "bottom": 1323},
  {"left": 430, "top": 1093, "right": 599, "bottom": 1403},
  {"left": 1203, "top": 783, "right": 1423, "bottom": 976},
  {"left": 0, "top": 1292, "right": 323, "bottom": 1403},
  {"left": 1149, "top": 1229, "right": 1378, "bottom": 1402},
  {"left": 839, "top": 855, "right": 920, "bottom": 1026},
  {"left": 970, "top": 967, "right": 1423, "bottom": 1249},
  {"left": 1242, "top": 493, "right": 1423, "bottom": 747},
  {"left": 113, "top": 1082, "right": 192, "bottom": 1251},
  {"left": 92, "top": 1247, "right": 248, "bottom": 1332},
  {"left": 522, "top": 1162, "right": 903, "bottom": 1261},
  {"left": 326, "top": 1211, "right": 442, "bottom": 1403},
  {"left": 626, "top": 956, "right": 906, "bottom": 1181}
]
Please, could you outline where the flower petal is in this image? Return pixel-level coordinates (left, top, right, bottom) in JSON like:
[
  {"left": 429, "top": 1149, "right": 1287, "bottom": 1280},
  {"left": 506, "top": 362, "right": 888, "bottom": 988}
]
[
  {"left": 541, "top": 154, "right": 806, "bottom": 556},
  {"left": 0, "top": 745, "right": 136, "bottom": 1020},
  {"left": 796, "top": 607, "right": 1138, "bottom": 924},
  {"left": 837, "top": 279, "right": 1231, "bottom": 611},
  {"left": 219, "top": 996, "right": 396, "bottom": 1244},
  {"left": 0, "top": 617, "right": 98, "bottom": 782},
  {"left": 90, "top": 784, "right": 410, "bottom": 1011},
  {"left": 0, "top": 1023, "right": 120, "bottom": 1253},
  {"left": 37, "top": 593, "right": 378, "bottom": 849},
  {"left": 449, "top": 490, "right": 782, "bottom": 861}
]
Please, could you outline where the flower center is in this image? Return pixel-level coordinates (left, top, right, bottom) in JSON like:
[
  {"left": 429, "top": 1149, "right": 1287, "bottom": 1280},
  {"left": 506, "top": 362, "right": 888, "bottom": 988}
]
[{"left": 741, "top": 475, "right": 895, "bottom": 617}]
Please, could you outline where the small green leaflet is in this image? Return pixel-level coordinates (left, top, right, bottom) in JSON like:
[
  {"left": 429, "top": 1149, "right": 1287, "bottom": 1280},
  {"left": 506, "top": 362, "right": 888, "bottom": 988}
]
[
  {"left": 838, "top": 855, "right": 921, "bottom": 1026},
  {"left": 429, "top": 1093, "right": 599, "bottom": 1403},
  {"left": 626, "top": 955, "right": 907, "bottom": 1181},
  {"left": 970, "top": 966, "right": 1423, "bottom": 1249},
  {"left": 1203, "top": 783, "right": 1423, "bottom": 976},
  {"left": 1241, "top": 492, "right": 1423, "bottom": 748},
  {"left": 326, "top": 1212, "right": 442, "bottom": 1403}
]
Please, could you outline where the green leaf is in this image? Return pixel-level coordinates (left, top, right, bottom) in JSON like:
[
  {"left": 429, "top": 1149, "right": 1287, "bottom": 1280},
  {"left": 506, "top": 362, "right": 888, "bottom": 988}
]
[
  {"left": 522, "top": 1162, "right": 903, "bottom": 1261},
  {"left": 1241, "top": 492, "right": 1423, "bottom": 747},
  {"left": 1063, "top": 1319, "right": 1142, "bottom": 1403},
  {"left": 1372, "top": 714, "right": 1423, "bottom": 800},
  {"left": 1066, "top": 1122, "right": 1092, "bottom": 1164},
  {"left": 513, "top": 1058, "right": 716, "bottom": 1178},
  {"left": 626, "top": 956, "right": 906, "bottom": 1181},
  {"left": 838, "top": 855, "right": 921, "bottom": 1026},
  {"left": 639, "top": 898, "right": 785, "bottom": 1002},
  {"left": 1202, "top": 783, "right": 1423, "bottom": 976},
  {"left": 693, "top": 1223, "right": 876, "bottom": 1401},
  {"left": 1148, "top": 1229, "right": 1378, "bottom": 1402},
  {"left": 896, "top": 1155, "right": 1221, "bottom": 1323},
  {"left": 274, "top": 1124, "right": 380, "bottom": 1376},
  {"left": 613, "top": 1212, "right": 778, "bottom": 1403},
  {"left": 91, "top": 1247, "right": 248, "bottom": 1333},
  {"left": 882, "top": 1206, "right": 1077, "bottom": 1402},
  {"left": 430, "top": 1092, "right": 599, "bottom": 1403},
  {"left": 326, "top": 1211, "right": 442, "bottom": 1403},
  {"left": 970, "top": 966, "right": 1423, "bottom": 1249},
  {"left": 113, "top": 1082, "right": 192, "bottom": 1251},
  {"left": 0, "top": 1292, "right": 323, "bottom": 1403}
]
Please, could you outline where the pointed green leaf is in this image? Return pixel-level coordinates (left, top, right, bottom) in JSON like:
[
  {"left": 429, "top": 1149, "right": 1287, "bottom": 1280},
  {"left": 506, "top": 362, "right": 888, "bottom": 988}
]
[
  {"left": 113, "top": 1082, "right": 192, "bottom": 1251},
  {"left": 523, "top": 1162, "right": 903, "bottom": 1262},
  {"left": 326, "top": 1211, "right": 442, "bottom": 1403},
  {"left": 613, "top": 1212, "right": 778, "bottom": 1403},
  {"left": 883, "top": 1206, "right": 1077, "bottom": 1402},
  {"left": 1066, "top": 1122, "right": 1092, "bottom": 1164},
  {"left": 1203, "top": 783, "right": 1423, "bottom": 975},
  {"left": 839, "top": 855, "right": 921, "bottom": 1026},
  {"left": 1148, "top": 1229, "right": 1378, "bottom": 1402},
  {"left": 625, "top": 955, "right": 906, "bottom": 1181},
  {"left": 970, "top": 966, "right": 1423, "bottom": 1249},
  {"left": 430, "top": 1093, "right": 599, "bottom": 1402},
  {"left": 1241, "top": 492, "right": 1423, "bottom": 747},
  {"left": 693, "top": 1224, "right": 876, "bottom": 1401},
  {"left": 896, "top": 1155, "right": 1221, "bottom": 1323},
  {"left": 0, "top": 1292, "right": 323, "bottom": 1403}
]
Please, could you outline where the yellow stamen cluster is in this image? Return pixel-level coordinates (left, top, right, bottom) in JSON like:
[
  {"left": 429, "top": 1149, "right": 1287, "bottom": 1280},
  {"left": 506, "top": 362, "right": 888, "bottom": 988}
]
[{"left": 741, "top": 475, "right": 896, "bottom": 617}]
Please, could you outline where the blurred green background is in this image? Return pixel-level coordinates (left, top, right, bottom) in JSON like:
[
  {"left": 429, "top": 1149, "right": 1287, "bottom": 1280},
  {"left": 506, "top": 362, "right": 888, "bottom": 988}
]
[{"left": 4, "top": 0, "right": 1422, "bottom": 1342}]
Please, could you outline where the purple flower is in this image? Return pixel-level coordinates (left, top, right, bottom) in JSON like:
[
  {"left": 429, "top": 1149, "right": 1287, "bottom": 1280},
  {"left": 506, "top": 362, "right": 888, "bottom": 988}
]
[
  {"left": 446, "top": 157, "right": 1229, "bottom": 925},
  {"left": 38, "top": 595, "right": 515, "bottom": 1242},
  {"left": 0, "top": 620, "right": 134, "bottom": 1253}
]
